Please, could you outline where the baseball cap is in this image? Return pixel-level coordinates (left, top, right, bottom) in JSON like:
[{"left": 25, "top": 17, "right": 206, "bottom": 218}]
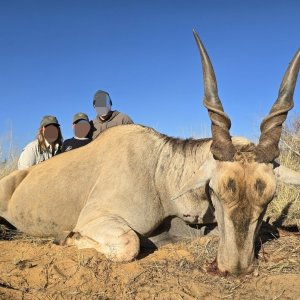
[
  {"left": 73, "top": 112, "right": 89, "bottom": 124},
  {"left": 40, "top": 115, "right": 60, "bottom": 127}
]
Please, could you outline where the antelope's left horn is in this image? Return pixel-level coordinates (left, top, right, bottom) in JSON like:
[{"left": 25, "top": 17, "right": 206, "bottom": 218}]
[{"left": 256, "top": 48, "right": 300, "bottom": 163}]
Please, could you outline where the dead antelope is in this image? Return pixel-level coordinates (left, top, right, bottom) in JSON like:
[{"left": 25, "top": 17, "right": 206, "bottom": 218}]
[{"left": 0, "top": 31, "right": 299, "bottom": 275}]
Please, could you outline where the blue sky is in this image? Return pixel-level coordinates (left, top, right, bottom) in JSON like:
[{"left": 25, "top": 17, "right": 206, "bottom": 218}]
[{"left": 0, "top": 0, "right": 300, "bottom": 152}]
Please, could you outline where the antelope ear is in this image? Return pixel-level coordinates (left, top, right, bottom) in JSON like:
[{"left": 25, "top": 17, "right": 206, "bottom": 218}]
[
  {"left": 171, "top": 158, "right": 216, "bottom": 201},
  {"left": 273, "top": 163, "right": 300, "bottom": 185}
]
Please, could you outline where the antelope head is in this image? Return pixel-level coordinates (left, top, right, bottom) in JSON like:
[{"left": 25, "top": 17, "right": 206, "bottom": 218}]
[{"left": 193, "top": 31, "right": 300, "bottom": 275}]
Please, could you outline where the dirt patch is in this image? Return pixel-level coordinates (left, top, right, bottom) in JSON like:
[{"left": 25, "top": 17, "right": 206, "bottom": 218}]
[{"left": 0, "top": 226, "right": 299, "bottom": 300}]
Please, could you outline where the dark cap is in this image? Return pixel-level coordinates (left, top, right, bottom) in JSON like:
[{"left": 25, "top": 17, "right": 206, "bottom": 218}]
[
  {"left": 93, "top": 90, "right": 112, "bottom": 106},
  {"left": 73, "top": 112, "right": 89, "bottom": 124},
  {"left": 40, "top": 115, "right": 60, "bottom": 127}
]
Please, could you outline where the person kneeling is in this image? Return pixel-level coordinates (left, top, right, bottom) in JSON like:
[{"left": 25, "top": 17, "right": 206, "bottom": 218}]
[
  {"left": 18, "top": 115, "right": 63, "bottom": 169},
  {"left": 62, "top": 112, "right": 92, "bottom": 152}
]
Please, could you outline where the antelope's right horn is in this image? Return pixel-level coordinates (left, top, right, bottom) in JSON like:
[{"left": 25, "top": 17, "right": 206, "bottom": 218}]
[{"left": 193, "top": 30, "right": 235, "bottom": 161}]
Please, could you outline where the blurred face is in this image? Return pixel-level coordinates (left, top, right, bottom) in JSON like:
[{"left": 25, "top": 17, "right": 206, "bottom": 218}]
[
  {"left": 94, "top": 92, "right": 111, "bottom": 116},
  {"left": 73, "top": 120, "right": 91, "bottom": 138},
  {"left": 43, "top": 125, "right": 59, "bottom": 143}
]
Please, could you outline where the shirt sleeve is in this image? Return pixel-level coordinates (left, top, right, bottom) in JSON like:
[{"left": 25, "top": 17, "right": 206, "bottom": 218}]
[
  {"left": 18, "top": 144, "right": 37, "bottom": 170},
  {"left": 122, "top": 115, "right": 134, "bottom": 124}
]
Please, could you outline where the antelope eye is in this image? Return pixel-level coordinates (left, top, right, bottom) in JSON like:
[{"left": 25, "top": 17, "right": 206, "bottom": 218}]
[
  {"left": 208, "top": 186, "right": 214, "bottom": 196},
  {"left": 255, "top": 179, "right": 266, "bottom": 196}
]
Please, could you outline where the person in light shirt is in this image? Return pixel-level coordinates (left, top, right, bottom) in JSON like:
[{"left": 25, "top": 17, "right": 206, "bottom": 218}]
[{"left": 18, "top": 115, "right": 63, "bottom": 170}]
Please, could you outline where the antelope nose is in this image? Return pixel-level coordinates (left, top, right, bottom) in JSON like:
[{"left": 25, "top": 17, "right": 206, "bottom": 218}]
[
  {"left": 231, "top": 262, "right": 256, "bottom": 275},
  {"left": 216, "top": 259, "right": 257, "bottom": 276}
]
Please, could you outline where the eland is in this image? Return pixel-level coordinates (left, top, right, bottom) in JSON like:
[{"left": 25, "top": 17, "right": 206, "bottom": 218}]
[{"left": 0, "top": 31, "right": 299, "bottom": 275}]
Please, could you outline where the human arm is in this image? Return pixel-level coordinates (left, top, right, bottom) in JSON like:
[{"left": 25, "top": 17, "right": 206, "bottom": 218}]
[{"left": 18, "top": 143, "right": 37, "bottom": 170}]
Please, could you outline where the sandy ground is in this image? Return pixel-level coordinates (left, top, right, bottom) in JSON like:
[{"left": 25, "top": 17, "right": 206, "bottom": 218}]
[{"left": 0, "top": 225, "right": 299, "bottom": 300}]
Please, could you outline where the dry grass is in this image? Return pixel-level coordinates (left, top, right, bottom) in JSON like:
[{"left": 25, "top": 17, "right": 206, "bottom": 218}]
[
  {"left": 0, "top": 130, "right": 18, "bottom": 180},
  {"left": 0, "top": 227, "right": 299, "bottom": 300},
  {"left": 265, "top": 117, "right": 300, "bottom": 229}
]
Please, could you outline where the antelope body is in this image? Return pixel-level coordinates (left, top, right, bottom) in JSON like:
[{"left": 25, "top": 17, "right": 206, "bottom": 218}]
[{"left": 0, "top": 31, "right": 300, "bottom": 275}]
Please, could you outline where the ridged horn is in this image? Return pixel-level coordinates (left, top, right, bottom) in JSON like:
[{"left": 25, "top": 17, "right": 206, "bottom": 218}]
[
  {"left": 193, "top": 30, "right": 235, "bottom": 161},
  {"left": 255, "top": 48, "right": 300, "bottom": 163}
]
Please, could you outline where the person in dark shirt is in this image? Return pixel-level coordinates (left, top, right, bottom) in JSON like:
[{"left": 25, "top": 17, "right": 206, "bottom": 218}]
[{"left": 62, "top": 112, "right": 92, "bottom": 152}]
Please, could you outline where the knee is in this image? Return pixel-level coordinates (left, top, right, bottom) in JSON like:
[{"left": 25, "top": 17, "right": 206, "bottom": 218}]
[{"left": 106, "top": 229, "right": 140, "bottom": 262}]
